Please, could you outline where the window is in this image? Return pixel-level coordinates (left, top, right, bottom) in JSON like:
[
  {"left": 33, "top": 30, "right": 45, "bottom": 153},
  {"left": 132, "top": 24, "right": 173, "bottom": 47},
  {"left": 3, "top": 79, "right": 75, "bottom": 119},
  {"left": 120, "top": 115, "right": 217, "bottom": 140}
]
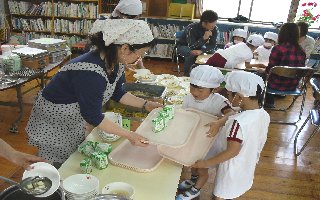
[{"left": 203, "top": 0, "right": 292, "bottom": 23}]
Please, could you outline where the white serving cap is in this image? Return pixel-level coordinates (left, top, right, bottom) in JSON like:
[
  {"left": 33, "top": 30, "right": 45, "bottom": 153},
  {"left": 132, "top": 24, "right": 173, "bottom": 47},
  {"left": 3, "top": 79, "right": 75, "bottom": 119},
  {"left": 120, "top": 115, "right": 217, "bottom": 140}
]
[
  {"left": 112, "top": 0, "right": 142, "bottom": 17},
  {"left": 90, "top": 19, "right": 153, "bottom": 46},
  {"left": 247, "top": 34, "right": 265, "bottom": 47},
  {"left": 264, "top": 32, "right": 278, "bottom": 42},
  {"left": 190, "top": 65, "right": 224, "bottom": 88},
  {"left": 233, "top": 29, "right": 247, "bottom": 39},
  {"left": 225, "top": 71, "right": 265, "bottom": 97}
]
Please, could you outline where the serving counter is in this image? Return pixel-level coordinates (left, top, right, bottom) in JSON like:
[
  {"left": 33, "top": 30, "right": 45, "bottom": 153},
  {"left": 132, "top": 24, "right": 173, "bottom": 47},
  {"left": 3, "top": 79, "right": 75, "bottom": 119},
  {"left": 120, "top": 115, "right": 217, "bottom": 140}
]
[{"left": 58, "top": 124, "right": 183, "bottom": 200}]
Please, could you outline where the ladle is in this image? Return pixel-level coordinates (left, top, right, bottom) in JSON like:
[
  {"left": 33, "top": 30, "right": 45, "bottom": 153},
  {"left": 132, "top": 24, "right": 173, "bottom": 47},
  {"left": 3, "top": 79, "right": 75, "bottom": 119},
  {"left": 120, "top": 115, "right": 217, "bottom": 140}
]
[{"left": 0, "top": 176, "right": 52, "bottom": 196}]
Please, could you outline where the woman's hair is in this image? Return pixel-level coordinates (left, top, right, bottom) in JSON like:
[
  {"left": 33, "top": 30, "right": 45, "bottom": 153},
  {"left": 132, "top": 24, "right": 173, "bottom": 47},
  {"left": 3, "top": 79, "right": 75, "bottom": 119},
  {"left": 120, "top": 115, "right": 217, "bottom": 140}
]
[
  {"left": 88, "top": 32, "right": 155, "bottom": 73},
  {"left": 297, "top": 21, "right": 309, "bottom": 37},
  {"left": 278, "top": 23, "right": 300, "bottom": 47}
]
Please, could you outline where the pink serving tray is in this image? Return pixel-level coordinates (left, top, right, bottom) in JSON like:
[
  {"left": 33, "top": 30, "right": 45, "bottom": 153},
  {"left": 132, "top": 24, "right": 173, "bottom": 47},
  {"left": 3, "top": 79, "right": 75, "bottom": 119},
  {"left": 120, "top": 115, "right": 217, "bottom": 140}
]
[
  {"left": 135, "top": 108, "right": 200, "bottom": 147},
  {"left": 157, "top": 109, "right": 218, "bottom": 166},
  {"left": 108, "top": 139, "right": 164, "bottom": 172}
]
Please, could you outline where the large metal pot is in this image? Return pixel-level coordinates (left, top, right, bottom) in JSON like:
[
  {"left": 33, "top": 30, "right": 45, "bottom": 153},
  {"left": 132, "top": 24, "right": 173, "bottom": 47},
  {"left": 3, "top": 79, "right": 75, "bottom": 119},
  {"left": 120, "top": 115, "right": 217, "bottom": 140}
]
[{"left": 0, "top": 185, "right": 65, "bottom": 200}]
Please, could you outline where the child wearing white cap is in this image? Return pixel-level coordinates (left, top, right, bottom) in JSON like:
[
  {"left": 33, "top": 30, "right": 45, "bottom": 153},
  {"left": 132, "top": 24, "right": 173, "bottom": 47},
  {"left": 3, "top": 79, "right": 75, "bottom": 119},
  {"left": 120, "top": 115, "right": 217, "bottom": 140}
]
[
  {"left": 206, "top": 34, "right": 264, "bottom": 69},
  {"left": 254, "top": 32, "right": 278, "bottom": 62},
  {"left": 111, "top": 0, "right": 142, "bottom": 19},
  {"left": 177, "top": 65, "right": 235, "bottom": 200},
  {"left": 190, "top": 71, "right": 270, "bottom": 200},
  {"left": 224, "top": 28, "right": 247, "bottom": 49}
]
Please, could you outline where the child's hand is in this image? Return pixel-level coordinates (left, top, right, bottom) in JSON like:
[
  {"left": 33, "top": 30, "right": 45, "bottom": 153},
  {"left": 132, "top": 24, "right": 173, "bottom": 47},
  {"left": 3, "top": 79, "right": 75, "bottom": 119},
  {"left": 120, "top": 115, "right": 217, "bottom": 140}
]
[
  {"left": 192, "top": 160, "right": 208, "bottom": 168},
  {"left": 205, "top": 121, "right": 221, "bottom": 137}
]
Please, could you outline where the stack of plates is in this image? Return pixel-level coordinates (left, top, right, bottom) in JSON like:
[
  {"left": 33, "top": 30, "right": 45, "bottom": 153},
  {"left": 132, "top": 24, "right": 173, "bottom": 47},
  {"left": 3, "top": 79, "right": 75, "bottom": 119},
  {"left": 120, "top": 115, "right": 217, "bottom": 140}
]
[{"left": 63, "top": 174, "right": 99, "bottom": 200}]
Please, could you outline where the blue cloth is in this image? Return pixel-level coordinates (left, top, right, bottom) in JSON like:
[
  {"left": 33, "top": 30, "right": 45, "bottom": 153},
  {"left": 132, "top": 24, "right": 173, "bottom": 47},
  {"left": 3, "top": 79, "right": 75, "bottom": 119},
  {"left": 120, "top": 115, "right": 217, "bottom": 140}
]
[
  {"left": 177, "top": 22, "right": 218, "bottom": 76},
  {"left": 42, "top": 51, "right": 126, "bottom": 126}
]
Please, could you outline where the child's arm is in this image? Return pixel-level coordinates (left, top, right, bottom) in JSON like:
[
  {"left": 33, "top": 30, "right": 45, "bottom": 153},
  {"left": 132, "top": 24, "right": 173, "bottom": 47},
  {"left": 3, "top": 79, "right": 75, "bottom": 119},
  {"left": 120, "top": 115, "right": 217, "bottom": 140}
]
[
  {"left": 206, "top": 107, "right": 235, "bottom": 137},
  {"left": 192, "top": 140, "right": 241, "bottom": 168}
]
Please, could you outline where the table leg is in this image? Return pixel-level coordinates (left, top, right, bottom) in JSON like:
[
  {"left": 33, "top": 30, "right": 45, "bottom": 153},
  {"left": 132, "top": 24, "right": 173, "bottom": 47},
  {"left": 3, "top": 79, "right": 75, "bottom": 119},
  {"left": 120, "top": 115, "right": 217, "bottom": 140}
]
[{"left": 9, "top": 85, "right": 24, "bottom": 133}]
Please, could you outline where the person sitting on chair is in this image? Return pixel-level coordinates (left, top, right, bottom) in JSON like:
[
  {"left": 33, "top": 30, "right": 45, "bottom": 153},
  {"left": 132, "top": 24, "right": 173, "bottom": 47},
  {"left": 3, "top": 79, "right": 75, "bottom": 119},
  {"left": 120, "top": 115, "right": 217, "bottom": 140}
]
[
  {"left": 259, "top": 23, "right": 306, "bottom": 108},
  {"left": 177, "top": 10, "right": 219, "bottom": 76}
]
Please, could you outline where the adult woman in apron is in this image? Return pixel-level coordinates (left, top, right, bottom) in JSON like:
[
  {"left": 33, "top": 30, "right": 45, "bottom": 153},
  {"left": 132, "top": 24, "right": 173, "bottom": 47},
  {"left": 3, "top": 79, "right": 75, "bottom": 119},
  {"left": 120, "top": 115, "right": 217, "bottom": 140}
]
[{"left": 26, "top": 19, "right": 162, "bottom": 166}]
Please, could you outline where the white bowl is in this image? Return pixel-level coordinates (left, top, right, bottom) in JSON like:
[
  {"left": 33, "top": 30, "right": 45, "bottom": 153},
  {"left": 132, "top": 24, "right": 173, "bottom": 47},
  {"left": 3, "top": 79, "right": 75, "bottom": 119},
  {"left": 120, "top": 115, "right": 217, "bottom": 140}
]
[
  {"left": 22, "top": 162, "right": 60, "bottom": 197},
  {"left": 97, "top": 112, "right": 122, "bottom": 142},
  {"left": 101, "top": 182, "right": 134, "bottom": 199},
  {"left": 135, "top": 69, "right": 151, "bottom": 76},
  {"left": 63, "top": 174, "right": 99, "bottom": 195}
]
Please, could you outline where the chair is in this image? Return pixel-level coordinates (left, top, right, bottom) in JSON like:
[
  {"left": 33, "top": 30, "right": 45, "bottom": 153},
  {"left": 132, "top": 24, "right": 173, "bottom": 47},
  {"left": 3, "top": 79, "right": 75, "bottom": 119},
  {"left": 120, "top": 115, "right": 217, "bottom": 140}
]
[
  {"left": 171, "top": 30, "right": 184, "bottom": 76},
  {"left": 261, "top": 66, "right": 315, "bottom": 125},
  {"left": 294, "top": 78, "right": 320, "bottom": 156}
]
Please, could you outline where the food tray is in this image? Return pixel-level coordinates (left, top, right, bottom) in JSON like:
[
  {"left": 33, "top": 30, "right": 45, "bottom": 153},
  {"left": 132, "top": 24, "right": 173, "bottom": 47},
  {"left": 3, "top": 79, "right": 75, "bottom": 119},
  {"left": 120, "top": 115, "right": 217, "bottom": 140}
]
[
  {"left": 123, "top": 83, "right": 166, "bottom": 99},
  {"left": 136, "top": 108, "right": 200, "bottom": 147},
  {"left": 108, "top": 140, "right": 163, "bottom": 172},
  {"left": 157, "top": 109, "right": 218, "bottom": 166}
]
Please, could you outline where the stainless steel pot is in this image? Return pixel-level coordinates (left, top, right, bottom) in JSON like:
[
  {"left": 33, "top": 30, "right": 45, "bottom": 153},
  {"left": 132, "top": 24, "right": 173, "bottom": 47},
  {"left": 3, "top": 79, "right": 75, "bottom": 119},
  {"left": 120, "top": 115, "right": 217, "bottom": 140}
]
[{"left": 0, "top": 185, "right": 65, "bottom": 200}]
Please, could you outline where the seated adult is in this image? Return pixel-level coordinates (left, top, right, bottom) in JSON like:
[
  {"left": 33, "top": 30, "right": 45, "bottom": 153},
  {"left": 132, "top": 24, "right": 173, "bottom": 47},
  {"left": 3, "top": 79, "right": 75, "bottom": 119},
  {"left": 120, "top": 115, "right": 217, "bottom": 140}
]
[
  {"left": 262, "top": 23, "right": 306, "bottom": 108},
  {"left": 177, "top": 10, "right": 218, "bottom": 76}
]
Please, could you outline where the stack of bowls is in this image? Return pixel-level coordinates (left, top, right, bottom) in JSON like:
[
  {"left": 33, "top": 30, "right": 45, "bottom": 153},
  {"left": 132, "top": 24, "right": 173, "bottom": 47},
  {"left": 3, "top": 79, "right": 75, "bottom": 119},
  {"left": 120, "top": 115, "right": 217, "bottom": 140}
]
[{"left": 63, "top": 174, "right": 99, "bottom": 200}]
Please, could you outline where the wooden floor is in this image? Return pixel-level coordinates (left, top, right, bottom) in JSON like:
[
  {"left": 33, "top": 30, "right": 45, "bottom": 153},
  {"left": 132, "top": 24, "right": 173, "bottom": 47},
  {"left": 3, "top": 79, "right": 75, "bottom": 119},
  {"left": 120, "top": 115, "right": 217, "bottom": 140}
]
[{"left": 0, "top": 58, "right": 320, "bottom": 199}]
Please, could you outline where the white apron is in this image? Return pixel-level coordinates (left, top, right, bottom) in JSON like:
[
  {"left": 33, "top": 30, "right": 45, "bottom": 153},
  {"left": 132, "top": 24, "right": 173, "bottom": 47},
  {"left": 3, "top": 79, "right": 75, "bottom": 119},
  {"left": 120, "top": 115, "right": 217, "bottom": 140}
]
[
  {"left": 26, "top": 62, "right": 124, "bottom": 163},
  {"left": 209, "top": 109, "right": 270, "bottom": 199}
]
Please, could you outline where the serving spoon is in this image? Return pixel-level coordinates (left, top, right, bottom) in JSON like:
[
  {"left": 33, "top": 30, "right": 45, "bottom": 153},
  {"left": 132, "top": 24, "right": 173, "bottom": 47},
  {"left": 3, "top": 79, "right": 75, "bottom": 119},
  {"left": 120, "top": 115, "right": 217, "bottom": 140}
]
[{"left": 0, "top": 175, "right": 52, "bottom": 196}]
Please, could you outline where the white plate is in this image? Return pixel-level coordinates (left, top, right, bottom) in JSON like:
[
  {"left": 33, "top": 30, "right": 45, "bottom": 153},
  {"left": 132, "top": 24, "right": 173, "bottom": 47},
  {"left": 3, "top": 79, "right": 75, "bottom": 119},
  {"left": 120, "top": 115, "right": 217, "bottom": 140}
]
[
  {"left": 63, "top": 174, "right": 99, "bottom": 195},
  {"left": 133, "top": 74, "right": 156, "bottom": 82},
  {"left": 101, "top": 182, "right": 134, "bottom": 198},
  {"left": 22, "top": 162, "right": 60, "bottom": 197},
  {"left": 157, "top": 74, "right": 177, "bottom": 81},
  {"left": 167, "top": 95, "right": 185, "bottom": 105},
  {"left": 159, "top": 79, "right": 180, "bottom": 88}
]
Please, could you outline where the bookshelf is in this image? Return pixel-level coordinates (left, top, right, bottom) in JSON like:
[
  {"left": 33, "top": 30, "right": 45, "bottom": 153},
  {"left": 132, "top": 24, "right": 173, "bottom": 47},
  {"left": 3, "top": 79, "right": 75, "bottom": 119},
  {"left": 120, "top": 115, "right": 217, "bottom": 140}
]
[{"left": 6, "top": 0, "right": 99, "bottom": 46}]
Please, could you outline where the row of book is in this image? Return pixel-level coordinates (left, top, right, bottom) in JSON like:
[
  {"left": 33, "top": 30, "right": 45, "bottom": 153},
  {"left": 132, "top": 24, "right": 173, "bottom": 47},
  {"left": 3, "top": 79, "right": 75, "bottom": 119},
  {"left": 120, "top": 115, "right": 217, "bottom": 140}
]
[
  {"left": 54, "top": 19, "right": 94, "bottom": 35},
  {"left": 149, "top": 24, "right": 186, "bottom": 39},
  {"left": 8, "top": 1, "right": 52, "bottom": 16},
  {"left": 148, "top": 44, "right": 174, "bottom": 59},
  {"left": 11, "top": 17, "right": 51, "bottom": 32},
  {"left": 9, "top": 32, "right": 86, "bottom": 47},
  {"left": 53, "top": 2, "right": 98, "bottom": 19}
]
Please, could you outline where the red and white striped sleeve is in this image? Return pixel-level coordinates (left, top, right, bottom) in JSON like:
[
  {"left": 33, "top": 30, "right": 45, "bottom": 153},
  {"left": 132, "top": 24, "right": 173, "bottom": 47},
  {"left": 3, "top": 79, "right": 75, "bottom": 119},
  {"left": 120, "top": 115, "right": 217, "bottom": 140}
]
[{"left": 226, "top": 120, "right": 243, "bottom": 143}]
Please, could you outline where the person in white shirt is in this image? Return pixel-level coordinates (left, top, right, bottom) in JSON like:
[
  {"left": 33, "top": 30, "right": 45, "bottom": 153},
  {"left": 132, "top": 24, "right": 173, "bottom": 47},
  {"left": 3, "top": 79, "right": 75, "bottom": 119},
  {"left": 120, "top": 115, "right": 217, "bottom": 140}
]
[
  {"left": 297, "top": 21, "right": 316, "bottom": 59},
  {"left": 177, "top": 65, "right": 235, "bottom": 200},
  {"left": 206, "top": 34, "right": 264, "bottom": 69},
  {"left": 254, "top": 32, "right": 278, "bottom": 62},
  {"left": 224, "top": 28, "right": 247, "bottom": 49},
  {"left": 190, "top": 71, "right": 270, "bottom": 200}
]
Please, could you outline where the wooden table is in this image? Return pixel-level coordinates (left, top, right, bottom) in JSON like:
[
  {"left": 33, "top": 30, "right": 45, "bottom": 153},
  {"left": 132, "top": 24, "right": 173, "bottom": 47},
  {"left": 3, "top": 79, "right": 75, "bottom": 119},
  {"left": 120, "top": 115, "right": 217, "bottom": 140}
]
[{"left": 58, "top": 120, "right": 183, "bottom": 200}]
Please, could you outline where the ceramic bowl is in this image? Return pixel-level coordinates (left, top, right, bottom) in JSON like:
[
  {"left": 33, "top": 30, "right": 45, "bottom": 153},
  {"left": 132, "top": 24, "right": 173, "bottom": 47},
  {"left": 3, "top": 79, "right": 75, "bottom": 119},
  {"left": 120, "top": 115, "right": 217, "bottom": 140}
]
[
  {"left": 22, "top": 162, "right": 60, "bottom": 197},
  {"left": 63, "top": 174, "right": 99, "bottom": 195},
  {"left": 101, "top": 182, "right": 134, "bottom": 199}
]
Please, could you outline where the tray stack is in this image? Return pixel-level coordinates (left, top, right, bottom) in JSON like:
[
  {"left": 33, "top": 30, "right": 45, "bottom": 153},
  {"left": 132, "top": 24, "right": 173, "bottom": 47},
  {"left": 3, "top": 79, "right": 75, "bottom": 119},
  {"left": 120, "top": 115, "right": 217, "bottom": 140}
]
[{"left": 108, "top": 108, "right": 218, "bottom": 171}]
